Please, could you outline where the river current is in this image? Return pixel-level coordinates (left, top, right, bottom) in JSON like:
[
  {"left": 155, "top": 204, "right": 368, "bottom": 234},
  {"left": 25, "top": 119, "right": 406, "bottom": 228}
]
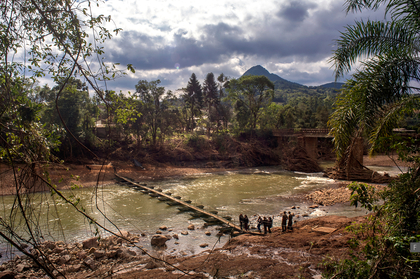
[{"left": 0, "top": 165, "right": 405, "bottom": 259}]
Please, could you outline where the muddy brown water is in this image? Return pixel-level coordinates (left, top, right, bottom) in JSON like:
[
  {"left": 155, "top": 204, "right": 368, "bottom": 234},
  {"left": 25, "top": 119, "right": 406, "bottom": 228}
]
[{"left": 0, "top": 165, "right": 406, "bottom": 261}]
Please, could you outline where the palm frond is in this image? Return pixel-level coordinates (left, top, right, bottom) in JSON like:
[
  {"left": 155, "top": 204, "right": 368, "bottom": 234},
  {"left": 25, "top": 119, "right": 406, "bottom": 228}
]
[
  {"left": 331, "top": 20, "right": 417, "bottom": 79},
  {"left": 369, "top": 95, "right": 420, "bottom": 153}
]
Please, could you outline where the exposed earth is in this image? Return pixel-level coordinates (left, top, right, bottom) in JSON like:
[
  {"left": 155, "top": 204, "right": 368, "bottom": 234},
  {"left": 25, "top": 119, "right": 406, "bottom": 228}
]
[{"left": 0, "top": 154, "right": 404, "bottom": 278}]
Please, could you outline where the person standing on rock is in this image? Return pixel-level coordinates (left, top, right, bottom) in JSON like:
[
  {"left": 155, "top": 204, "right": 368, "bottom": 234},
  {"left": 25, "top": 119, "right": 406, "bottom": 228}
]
[
  {"left": 243, "top": 215, "right": 249, "bottom": 231},
  {"left": 257, "top": 216, "right": 263, "bottom": 233},
  {"left": 281, "top": 211, "right": 287, "bottom": 232},
  {"left": 267, "top": 217, "right": 273, "bottom": 233},
  {"left": 263, "top": 217, "right": 268, "bottom": 234},
  {"left": 288, "top": 212, "right": 293, "bottom": 231},
  {"left": 239, "top": 214, "right": 244, "bottom": 230}
]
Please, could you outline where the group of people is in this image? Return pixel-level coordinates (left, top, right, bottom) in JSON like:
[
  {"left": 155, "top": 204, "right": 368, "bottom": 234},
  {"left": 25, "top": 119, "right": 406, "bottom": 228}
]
[
  {"left": 257, "top": 216, "right": 273, "bottom": 234},
  {"left": 281, "top": 211, "right": 293, "bottom": 232},
  {"left": 238, "top": 211, "right": 294, "bottom": 234}
]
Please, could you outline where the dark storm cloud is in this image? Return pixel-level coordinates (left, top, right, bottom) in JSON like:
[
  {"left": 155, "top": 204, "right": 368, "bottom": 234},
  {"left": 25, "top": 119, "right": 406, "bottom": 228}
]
[
  {"left": 107, "top": 1, "right": 354, "bottom": 71},
  {"left": 276, "top": 0, "right": 317, "bottom": 22},
  {"left": 107, "top": 27, "right": 234, "bottom": 71},
  {"left": 104, "top": 0, "right": 387, "bottom": 91}
]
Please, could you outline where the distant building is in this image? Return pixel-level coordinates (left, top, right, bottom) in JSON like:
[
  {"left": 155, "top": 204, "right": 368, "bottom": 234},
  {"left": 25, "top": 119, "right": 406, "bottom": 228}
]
[{"left": 95, "top": 119, "right": 122, "bottom": 139}]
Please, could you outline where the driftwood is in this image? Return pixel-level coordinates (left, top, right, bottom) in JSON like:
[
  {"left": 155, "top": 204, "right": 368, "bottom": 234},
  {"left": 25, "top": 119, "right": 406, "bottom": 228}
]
[
  {"left": 325, "top": 139, "right": 393, "bottom": 183},
  {"left": 325, "top": 166, "right": 392, "bottom": 183}
]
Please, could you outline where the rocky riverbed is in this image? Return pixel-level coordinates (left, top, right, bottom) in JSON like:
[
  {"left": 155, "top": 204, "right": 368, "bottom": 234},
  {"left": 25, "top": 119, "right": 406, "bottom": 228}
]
[{"left": 0, "top": 215, "right": 368, "bottom": 279}]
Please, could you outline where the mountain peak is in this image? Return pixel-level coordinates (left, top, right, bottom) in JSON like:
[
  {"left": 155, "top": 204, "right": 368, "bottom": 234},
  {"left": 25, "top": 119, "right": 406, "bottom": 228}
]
[{"left": 241, "top": 65, "right": 305, "bottom": 90}]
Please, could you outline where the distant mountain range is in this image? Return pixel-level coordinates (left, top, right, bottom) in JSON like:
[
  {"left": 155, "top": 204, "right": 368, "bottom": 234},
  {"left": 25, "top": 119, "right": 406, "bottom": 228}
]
[{"left": 241, "top": 65, "right": 344, "bottom": 90}]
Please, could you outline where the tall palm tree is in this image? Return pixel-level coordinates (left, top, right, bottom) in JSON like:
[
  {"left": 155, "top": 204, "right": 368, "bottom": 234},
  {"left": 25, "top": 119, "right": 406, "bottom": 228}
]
[{"left": 329, "top": 0, "right": 420, "bottom": 174}]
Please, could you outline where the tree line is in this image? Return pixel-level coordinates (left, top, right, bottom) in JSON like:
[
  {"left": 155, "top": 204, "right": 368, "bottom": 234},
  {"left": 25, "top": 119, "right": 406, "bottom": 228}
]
[{"left": 21, "top": 72, "right": 338, "bottom": 159}]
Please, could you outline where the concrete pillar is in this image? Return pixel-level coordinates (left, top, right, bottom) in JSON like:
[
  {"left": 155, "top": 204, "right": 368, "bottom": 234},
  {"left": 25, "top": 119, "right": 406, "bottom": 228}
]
[{"left": 303, "top": 137, "right": 318, "bottom": 161}]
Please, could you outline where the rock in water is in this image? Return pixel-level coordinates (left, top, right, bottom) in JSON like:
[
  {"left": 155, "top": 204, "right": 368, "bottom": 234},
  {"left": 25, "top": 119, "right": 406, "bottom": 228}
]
[
  {"left": 150, "top": 235, "right": 169, "bottom": 247},
  {"left": 82, "top": 237, "right": 98, "bottom": 249}
]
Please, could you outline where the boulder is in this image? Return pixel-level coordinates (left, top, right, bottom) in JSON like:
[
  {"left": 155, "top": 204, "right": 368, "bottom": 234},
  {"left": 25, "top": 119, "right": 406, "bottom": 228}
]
[
  {"left": 76, "top": 250, "right": 87, "bottom": 260},
  {"left": 66, "top": 264, "right": 82, "bottom": 273},
  {"left": 93, "top": 250, "right": 106, "bottom": 259},
  {"left": 205, "top": 231, "right": 211, "bottom": 236},
  {"left": 150, "top": 235, "right": 169, "bottom": 247},
  {"left": 117, "top": 247, "right": 136, "bottom": 258},
  {"left": 83, "top": 256, "right": 97, "bottom": 270},
  {"left": 43, "top": 241, "right": 56, "bottom": 250},
  {"left": 187, "top": 224, "right": 195, "bottom": 230},
  {"left": 82, "top": 237, "right": 99, "bottom": 249},
  {"left": 0, "top": 270, "right": 15, "bottom": 279},
  {"left": 116, "top": 230, "right": 130, "bottom": 238},
  {"left": 181, "top": 231, "right": 189, "bottom": 235},
  {"left": 199, "top": 243, "right": 208, "bottom": 248},
  {"left": 59, "top": 249, "right": 69, "bottom": 255},
  {"left": 155, "top": 230, "right": 162, "bottom": 234},
  {"left": 106, "top": 250, "right": 117, "bottom": 258},
  {"left": 172, "top": 234, "right": 179, "bottom": 240},
  {"left": 159, "top": 226, "right": 168, "bottom": 231},
  {"left": 15, "top": 264, "right": 30, "bottom": 273},
  {"left": 59, "top": 254, "right": 71, "bottom": 265},
  {"left": 52, "top": 247, "right": 64, "bottom": 254},
  {"left": 145, "top": 260, "right": 163, "bottom": 269}
]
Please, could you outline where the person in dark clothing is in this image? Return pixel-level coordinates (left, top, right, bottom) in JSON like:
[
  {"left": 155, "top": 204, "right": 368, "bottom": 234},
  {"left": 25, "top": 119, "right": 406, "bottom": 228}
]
[
  {"left": 239, "top": 214, "right": 244, "bottom": 230},
  {"left": 257, "top": 216, "right": 263, "bottom": 233},
  {"left": 243, "top": 215, "right": 249, "bottom": 231},
  {"left": 263, "top": 217, "right": 268, "bottom": 234},
  {"left": 267, "top": 217, "right": 273, "bottom": 233},
  {"left": 281, "top": 211, "right": 287, "bottom": 232},
  {"left": 288, "top": 212, "right": 293, "bottom": 231}
]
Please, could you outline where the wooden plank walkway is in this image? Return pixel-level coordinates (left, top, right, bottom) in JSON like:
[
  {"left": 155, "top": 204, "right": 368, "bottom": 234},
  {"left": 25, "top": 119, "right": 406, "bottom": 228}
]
[{"left": 114, "top": 174, "right": 262, "bottom": 235}]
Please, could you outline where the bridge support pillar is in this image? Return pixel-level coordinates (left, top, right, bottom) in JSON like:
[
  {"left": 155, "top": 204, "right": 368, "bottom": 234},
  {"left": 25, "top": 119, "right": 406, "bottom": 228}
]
[{"left": 298, "top": 136, "right": 318, "bottom": 161}]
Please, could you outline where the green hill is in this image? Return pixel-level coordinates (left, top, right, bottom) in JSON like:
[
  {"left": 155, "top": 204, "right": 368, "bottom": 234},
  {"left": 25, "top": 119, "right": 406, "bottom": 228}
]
[
  {"left": 241, "top": 65, "right": 306, "bottom": 90},
  {"left": 240, "top": 65, "right": 341, "bottom": 104},
  {"left": 319, "top": 82, "right": 344, "bottom": 89}
]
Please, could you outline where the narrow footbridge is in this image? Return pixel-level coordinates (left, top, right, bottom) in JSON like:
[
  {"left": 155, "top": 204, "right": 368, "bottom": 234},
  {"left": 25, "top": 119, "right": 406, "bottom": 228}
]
[{"left": 114, "top": 174, "right": 261, "bottom": 235}]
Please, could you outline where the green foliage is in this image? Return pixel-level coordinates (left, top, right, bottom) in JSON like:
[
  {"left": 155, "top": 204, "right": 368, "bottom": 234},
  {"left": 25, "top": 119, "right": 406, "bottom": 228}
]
[
  {"left": 324, "top": 167, "right": 420, "bottom": 278},
  {"left": 348, "top": 182, "right": 378, "bottom": 211},
  {"left": 186, "top": 134, "right": 208, "bottom": 151},
  {"left": 325, "top": 1, "right": 420, "bottom": 277},
  {"left": 0, "top": 1, "right": 132, "bottom": 276},
  {"left": 133, "top": 79, "right": 177, "bottom": 145},
  {"left": 227, "top": 75, "right": 274, "bottom": 132},
  {"left": 329, "top": 0, "right": 420, "bottom": 161},
  {"left": 183, "top": 73, "right": 204, "bottom": 132}
]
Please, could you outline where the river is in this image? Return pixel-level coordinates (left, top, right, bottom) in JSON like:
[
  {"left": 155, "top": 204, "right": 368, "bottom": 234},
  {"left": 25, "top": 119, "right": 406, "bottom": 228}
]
[{"left": 0, "top": 165, "right": 405, "bottom": 260}]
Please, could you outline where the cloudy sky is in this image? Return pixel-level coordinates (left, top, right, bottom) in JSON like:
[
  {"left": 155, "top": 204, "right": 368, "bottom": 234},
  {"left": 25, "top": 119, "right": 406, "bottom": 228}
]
[{"left": 91, "top": 0, "right": 385, "bottom": 93}]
